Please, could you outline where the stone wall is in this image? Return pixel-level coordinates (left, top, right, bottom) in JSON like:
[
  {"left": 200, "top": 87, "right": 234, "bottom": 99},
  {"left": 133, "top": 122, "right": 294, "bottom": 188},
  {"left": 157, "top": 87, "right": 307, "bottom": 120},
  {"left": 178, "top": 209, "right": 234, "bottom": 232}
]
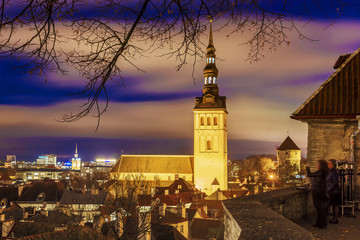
[
  {"left": 222, "top": 187, "right": 315, "bottom": 240},
  {"left": 305, "top": 118, "right": 360, "bottom": 199}
]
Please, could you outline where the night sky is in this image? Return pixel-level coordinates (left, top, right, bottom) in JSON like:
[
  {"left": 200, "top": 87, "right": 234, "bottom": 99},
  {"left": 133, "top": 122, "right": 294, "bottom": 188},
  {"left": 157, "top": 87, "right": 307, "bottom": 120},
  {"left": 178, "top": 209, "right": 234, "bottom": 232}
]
[{"left": 1, "top": 1, "right": 360, "bottom": 162}]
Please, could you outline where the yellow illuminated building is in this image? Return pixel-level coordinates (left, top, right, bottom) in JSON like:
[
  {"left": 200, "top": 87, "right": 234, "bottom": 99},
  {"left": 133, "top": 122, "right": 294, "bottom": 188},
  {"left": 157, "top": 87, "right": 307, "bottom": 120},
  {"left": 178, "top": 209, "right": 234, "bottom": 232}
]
[
  {"left": 110, "top": 22, "right": 228, "bottom": 195},
  {"left": 193, "top": 22, "right": 228, "bottom": 193},
  {"left": 71, "top": 144, "right": 81, "bottom": 171}
]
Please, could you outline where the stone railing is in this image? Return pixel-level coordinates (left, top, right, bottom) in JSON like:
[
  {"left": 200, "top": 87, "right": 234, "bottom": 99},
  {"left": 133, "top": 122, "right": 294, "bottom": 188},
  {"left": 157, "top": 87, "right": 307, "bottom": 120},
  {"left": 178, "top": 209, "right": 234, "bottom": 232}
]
[{"left": 222, "top": 186, "right": 315, "bottom": 240}]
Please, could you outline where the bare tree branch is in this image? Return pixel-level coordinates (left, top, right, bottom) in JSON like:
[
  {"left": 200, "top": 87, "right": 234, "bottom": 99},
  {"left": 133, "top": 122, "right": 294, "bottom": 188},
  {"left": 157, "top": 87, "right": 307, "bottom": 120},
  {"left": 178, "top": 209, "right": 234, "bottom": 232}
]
[{"left": 0, "top": 0, "right": 351, "bottom": 129}]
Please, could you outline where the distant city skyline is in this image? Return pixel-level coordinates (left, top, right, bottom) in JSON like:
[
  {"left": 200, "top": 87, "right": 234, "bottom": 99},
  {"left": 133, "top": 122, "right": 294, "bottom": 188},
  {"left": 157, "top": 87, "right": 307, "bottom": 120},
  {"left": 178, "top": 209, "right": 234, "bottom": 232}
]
[{"left": 1, "top": 4, "right": 360, "bottom": 161}]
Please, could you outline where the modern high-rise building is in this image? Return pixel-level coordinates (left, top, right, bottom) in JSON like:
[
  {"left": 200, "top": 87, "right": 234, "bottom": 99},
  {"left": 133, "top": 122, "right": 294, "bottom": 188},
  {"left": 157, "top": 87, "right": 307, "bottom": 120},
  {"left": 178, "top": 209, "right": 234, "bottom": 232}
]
[
  {"left": 37, "top": 154, "right": 57, "bottom": 166},
  {"left": 71, "top": 144, "right": 81, "bottom": 171},
  {"left": 6, "top": 155, "right": 16, "bottom": 167}
]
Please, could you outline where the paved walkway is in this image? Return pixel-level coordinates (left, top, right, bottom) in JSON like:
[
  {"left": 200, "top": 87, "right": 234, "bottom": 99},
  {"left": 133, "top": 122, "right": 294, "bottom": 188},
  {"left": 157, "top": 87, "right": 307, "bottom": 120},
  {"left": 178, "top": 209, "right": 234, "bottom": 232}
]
[{"left": 295, "top": 212, "right": 360, "bottom": 240}]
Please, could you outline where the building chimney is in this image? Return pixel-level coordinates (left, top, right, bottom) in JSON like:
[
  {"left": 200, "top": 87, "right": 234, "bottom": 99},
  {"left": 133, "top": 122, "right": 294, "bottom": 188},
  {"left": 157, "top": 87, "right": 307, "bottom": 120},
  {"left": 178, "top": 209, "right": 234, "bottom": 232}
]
[
  {"left": 177, "top": 203, "right": 186, "bottom": 218},
  {"left": 18, "top": 185, "right": 24, "bottom": 197},
  {"left": 203, "top": 205, "right": 208, "bottom": 215},
  {"left": 159, "top": 203, "right": 167, "bottom": 217},
  {"left": 40, "top": 210, "right": 48, "bottom": 217},
  {"left": 91, "top": 188, "right": 99, "bottom": 195}
]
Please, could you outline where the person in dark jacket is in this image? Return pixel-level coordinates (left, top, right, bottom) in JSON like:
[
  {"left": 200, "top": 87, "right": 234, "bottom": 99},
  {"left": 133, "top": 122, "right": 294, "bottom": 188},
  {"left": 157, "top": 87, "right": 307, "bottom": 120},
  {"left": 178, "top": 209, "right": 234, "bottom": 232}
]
[
  {"left": 327, "top": 159, "right": 341, "bottom": 224},
  {"left": 306, "top": 160, "right": 329, "bottom": 229}
]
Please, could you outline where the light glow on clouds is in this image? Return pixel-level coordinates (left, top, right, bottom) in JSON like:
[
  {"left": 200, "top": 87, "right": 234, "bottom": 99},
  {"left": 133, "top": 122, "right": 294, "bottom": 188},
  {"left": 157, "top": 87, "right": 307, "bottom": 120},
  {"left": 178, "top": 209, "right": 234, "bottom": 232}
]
[{"left": 1, "top": 20, "right": 360, "bottom": 159}]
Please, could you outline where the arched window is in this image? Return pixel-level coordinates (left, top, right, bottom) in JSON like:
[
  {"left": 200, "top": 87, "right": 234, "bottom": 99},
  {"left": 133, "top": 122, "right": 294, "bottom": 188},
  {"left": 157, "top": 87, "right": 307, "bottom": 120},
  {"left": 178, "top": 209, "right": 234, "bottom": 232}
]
[
  {"left": 213, "top": 77, "right": 216, "bottom": 84},
  {"left": 212, "top": 58, "right": 215, "bottom": 63},
  {"left": 207, "top": 140, "right": 211, "bottom": 150},
  {"left": 209, "top": 77, "right": 212, "bottom": 84},
  {"left": 200, "top": 117, "right": 204, "bottom": 126},
  {"left": 214, "top": 117, "right": 217, "bottom": 125},
  {"left": 207, "top": 117, "right": 211, "bottom": 125},
  {"left": 205, "top": 77, "right": 207, "bottom": 84}
]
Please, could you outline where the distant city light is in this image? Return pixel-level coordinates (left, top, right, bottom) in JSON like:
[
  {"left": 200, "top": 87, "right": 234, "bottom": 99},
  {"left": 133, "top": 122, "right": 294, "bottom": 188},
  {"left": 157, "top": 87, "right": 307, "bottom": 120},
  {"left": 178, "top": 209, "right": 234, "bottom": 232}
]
[{"left": 95, "top": 158, "right": 117, "bottom": 166}]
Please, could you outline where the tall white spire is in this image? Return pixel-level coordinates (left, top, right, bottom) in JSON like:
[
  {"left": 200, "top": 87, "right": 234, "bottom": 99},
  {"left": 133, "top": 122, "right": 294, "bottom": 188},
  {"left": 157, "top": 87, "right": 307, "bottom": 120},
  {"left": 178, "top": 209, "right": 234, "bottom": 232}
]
[{"left": 74, "top": 143, "right": 78, "bottom": 158}]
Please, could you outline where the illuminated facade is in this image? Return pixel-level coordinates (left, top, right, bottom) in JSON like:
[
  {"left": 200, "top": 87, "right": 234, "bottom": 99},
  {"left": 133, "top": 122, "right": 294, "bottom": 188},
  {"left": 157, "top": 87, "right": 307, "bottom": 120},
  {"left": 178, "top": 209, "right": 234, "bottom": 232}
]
[
  {"left": 37, "top": 154, "right": 57, "bottom": 166},
  {"left": 71, "top": 144, "right": 81, "bottom": 171},
  {"left": 110, "top": 22, "right": 228, "bottom": 195},
  {"left": 193, "top": 21, "right": 228, "bottom": 193},
  {"left": 276, "top": 136, "right": 301, "bottom": 173}
]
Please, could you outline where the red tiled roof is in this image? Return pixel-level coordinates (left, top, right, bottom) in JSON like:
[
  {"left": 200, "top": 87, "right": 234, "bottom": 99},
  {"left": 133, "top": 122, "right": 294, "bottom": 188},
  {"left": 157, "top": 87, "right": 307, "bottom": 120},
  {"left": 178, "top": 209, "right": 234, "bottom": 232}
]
[
  {"left": 292, "top": 48, "right": 360, "bottom": 119},
  {"left": 155, "top": 211, "right": 188, "bottom": 225},
  {"left": 138, "top": 191, "right": 203, "bottom": 207},
  {"left": 190, "top": 199, "right": 224, "bottom": 218}
]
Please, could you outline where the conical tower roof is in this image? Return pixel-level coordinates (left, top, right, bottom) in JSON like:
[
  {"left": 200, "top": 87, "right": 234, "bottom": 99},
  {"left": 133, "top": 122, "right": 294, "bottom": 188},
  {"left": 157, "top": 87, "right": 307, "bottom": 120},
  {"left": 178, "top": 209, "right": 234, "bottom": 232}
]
[{"left": 277, "top": 136, "right": 300, "bottom": 150}]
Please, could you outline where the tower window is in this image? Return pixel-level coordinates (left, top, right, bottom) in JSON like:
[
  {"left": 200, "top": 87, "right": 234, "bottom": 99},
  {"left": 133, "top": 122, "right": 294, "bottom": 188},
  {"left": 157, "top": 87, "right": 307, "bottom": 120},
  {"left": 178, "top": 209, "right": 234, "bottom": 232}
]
[
  {"left": 207, "top": 117, "right": 211, "bottom": 125},
  {"left": 209, "top": 77, "right": 212, "bottom": 84},
  {"left": 213, "top": 77, "right": 216, "bottom": 84},
  {"left": 214, "top": 117, "right": 217, "bottom": 125},
  {"left": 200, "top": 117, "right": 204, "bottom": 126},
  {"left": 207, "top": 140, "right": 211, "bottom": 150},
  {"left": 212, "top": 58, "right": 215, "bottom": 63},
  {"left": 205, "top": 77, "right": 207, "bottom": 84}
]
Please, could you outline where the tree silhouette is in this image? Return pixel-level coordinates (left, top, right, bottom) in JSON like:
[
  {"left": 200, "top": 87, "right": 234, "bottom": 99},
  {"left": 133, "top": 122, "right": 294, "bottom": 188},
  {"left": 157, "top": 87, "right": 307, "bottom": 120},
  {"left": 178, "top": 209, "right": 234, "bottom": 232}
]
[{"left": 0, "top": 0, "right": 349, "bottom": 128}]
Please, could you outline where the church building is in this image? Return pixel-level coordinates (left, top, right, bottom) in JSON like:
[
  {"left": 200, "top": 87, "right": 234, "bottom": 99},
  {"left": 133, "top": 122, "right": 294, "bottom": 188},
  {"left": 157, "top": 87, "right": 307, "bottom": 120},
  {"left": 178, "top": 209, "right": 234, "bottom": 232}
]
[{"left": 110, "top": 22, "right": 228, "bottom": 195}]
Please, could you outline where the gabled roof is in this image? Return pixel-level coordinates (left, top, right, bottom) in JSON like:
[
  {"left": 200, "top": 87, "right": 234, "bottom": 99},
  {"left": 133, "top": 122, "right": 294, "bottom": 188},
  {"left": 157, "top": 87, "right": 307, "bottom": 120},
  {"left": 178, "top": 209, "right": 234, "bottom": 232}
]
[
  {"left": 0, "top": 186, "right": 18, "bottom": 202},
  {"left": 59, "top": 190, "right": 107, "bottom": 205},
  {"left": 155, "top": 210, "right": 188, "bottom": 225},
  {"left": 168, "top": 178, "right": 196, "bottom": 193},
  {"left": 151, "top": 223, "right": 187, "bottom": 240},
  {"left": 0, "top": 171, "right": 12, "bottom": 181},
  {"left": 110, "top": 155, "right": 194, "bottom": 174},
  {"left": 292, "top": 47, "right": 360, "bottom": 119},
  {"left": 190, "top": 218, "right": 223, "bottom": 239},
  {"left": 190, "top": 199, "right": 224, "bottom": 218},
  {"left": 17, "top": 181, "right": 64, "bottom": 202},
  {"left": 211, "top": 178, "right": 220, "bottom": 185},
  {"left": 277, "top": 136, "right": 300, "bottom": 151}
]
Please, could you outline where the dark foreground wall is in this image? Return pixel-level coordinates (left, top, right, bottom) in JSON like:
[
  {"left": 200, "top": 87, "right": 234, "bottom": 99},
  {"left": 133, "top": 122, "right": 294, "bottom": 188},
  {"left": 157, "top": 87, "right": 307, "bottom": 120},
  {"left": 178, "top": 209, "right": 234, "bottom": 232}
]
[{"left": 223, "top": 186, "right": 315, "bottom": 240}]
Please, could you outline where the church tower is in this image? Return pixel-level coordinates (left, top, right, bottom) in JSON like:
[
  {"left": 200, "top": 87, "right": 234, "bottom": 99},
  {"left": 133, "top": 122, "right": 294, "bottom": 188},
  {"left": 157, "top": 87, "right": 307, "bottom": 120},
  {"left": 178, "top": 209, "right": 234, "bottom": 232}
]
[
  {"left": 71, "top": 144, "right": 82, "bottom": 171},
  {"left": 193, "top": 21, "right": 228, "bottom": 195}
]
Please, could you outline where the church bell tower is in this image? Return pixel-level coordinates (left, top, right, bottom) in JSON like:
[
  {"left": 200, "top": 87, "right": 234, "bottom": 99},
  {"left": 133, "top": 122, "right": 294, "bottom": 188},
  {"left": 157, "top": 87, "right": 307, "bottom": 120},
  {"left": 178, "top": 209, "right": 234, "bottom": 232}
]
[{"left": 193, "top": 21, "right": 228, "bottom": 195}]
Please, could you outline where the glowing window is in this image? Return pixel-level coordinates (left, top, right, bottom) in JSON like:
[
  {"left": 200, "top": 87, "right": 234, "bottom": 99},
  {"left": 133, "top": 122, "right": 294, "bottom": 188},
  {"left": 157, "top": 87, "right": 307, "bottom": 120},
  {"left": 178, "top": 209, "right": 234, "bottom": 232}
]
[
  {"left": 209, "top": 77, "right": 212, "bottom": 84},
  {"left": 207, "top": 140, "right": 211, "bottom": 150},
  {"left": 213, "top": 77, "right": 216, "bottom": 83},
  {"left": 212, "top": 58, "right": 215, "bottom": 63},
  {"left": 205, "top": 77, "right": 207, "bottom": 84},
  {"left": 214, "top": 117, "right": 218, "bottom": 125},
  {"left": 207, "top": 117, "right": 211, "bottom": 125},
  {"left": 201, "top": 117, "right": 204, "bottom": 126}
]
